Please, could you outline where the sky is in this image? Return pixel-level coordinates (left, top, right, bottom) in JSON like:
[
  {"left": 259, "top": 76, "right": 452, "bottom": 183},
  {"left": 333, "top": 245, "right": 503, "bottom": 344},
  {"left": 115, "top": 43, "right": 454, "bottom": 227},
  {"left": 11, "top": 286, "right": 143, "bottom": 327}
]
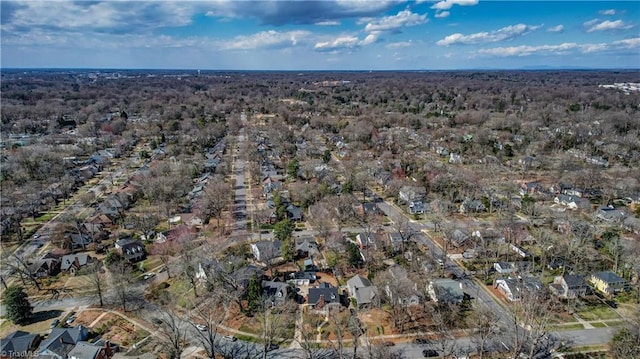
[{"left": 1, "top": 0, "right": 639, "bottom": 70}]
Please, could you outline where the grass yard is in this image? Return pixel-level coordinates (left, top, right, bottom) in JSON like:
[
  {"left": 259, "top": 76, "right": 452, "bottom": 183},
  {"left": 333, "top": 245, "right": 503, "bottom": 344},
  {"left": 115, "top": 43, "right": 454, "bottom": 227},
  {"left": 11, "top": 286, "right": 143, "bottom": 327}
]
[
  {"left": 549, "top": 323, "right": 586, "bottom": 331},
  {"left": 576, "top": 306, "right": 620, "bottom": 321}
]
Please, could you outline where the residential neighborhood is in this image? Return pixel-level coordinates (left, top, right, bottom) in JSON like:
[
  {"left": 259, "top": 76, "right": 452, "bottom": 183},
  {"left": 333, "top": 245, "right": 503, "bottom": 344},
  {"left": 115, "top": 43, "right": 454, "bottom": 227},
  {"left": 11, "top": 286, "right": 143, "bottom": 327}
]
[{"left": 1, "top": 68, "right": 639, "bottom": 359}]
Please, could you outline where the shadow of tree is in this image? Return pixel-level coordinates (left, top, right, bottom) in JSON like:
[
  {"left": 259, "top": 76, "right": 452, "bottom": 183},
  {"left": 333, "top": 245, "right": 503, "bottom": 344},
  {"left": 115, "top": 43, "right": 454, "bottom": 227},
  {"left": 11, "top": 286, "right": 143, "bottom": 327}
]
[{"left": 28, "top": 309, "right": 63, "bottom": 325}]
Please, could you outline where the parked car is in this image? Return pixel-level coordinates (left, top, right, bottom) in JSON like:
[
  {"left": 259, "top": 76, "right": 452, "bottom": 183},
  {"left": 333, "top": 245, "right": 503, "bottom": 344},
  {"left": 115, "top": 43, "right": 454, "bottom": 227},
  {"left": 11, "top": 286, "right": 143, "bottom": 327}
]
[
  {"left": 66, "top": 316, "right": 76, "bottom": 325},
  {"left": 50, "top": 319, "right": 60, "bottom": 328},
  {"left": 222, "top": 335, "right": 237, "bottom": 342},
  {"left": 143, "top": 272, "right": 155, "bottom": 280},
  {"left": 266, "top": 343, "right": 279, "bottom": 351},
  {"left": 383, "top": 341, "right": 395, "bottom": 347},
  {"left": 414, "top": 338, "right": 428, "bottom": 345},
  {"left": 423, "top": 349, "right": 439, "bottom": 357},
  {"left": 195, "top": 324, "right": 207, "bottom": 331}
]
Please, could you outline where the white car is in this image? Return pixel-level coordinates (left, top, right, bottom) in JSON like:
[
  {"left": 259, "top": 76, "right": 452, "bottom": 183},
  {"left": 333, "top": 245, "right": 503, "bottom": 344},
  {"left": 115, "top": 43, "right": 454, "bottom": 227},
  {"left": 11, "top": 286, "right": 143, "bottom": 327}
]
[{"left": 195, "top": 324, "right": 207, "bottom": 331}]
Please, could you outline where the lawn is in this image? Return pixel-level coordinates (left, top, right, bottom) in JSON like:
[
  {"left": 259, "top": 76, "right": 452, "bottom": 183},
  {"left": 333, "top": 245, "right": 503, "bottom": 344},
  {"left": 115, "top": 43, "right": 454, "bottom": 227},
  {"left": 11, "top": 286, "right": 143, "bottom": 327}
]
[{"left": 576, "top": 306, "right": 620, "bottom": 321}]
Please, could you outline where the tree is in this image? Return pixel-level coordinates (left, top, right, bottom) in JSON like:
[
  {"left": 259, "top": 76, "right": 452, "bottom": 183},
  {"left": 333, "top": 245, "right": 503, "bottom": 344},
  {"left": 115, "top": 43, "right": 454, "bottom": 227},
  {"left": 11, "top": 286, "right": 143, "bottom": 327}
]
[
  {"left": 274, "top": 219, "right": 295, "bottom": 262},
  {"left": 246, "top": 273, "right": 263, "bottom": 313},
  {"left": 287, "top": 157, "right": 300, "bottom": 178},
  {"left": 86, "top": 262, "right": 106, "bottom": 307},
  {"left": 4, "top": 286, "right": 33, "bottom": 324},
  {"left": 201, "top": 177, "right": 232, "bottom": 228},
  {"left": 610, "top": 321, "right": 640, "bottom": 359},
  {"left": 347, "top": 242, "right": 363, "bottom": 268},
  {"left": 156, "top": 309, "right": 188, "bottom": 359},
  {"left": 191, "top": 295, "right": 228, "bottom": 359}
]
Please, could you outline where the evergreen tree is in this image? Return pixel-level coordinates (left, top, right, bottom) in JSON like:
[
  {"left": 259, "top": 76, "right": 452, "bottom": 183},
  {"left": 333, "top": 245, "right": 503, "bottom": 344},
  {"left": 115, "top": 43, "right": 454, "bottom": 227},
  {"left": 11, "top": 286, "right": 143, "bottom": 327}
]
[
  {"left": 4, "top": 286, "right": 32, "bottom": 324},
  {"left": 246, "top": 273, "right": 263, "bottom": 313}
]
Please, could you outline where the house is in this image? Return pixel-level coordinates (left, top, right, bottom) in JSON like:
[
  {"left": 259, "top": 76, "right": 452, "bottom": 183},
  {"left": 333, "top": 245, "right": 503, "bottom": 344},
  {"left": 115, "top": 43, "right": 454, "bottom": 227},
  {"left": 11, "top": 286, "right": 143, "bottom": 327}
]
[
  {"left": 386, "top": 265, "right": 422, "bottom": 306},
  {"left": 38, "top": 326, "right": 89, "bottom": 359},
  {"left": 251, "top": 240, "right": 281, "bottom": 263},
  {"left": 360, "top": 202, "right": 381, "bottom": 216},
  {"left": 27, "top": 258, "right": 60, "bottom": 278},
  {"left": 450, "top": 229, "right": 470, "bottom": 248},
  {"left": 60, "top": 253, "right": 92, "bottom": 275},
  {"left": 287, "top": 271, "right": 316, "bottom": 286},
  {"left": 387, "top": 232, "right": 404, "bottom": 252},
  {"left": 590, "top": 271, "right": 627, "bottom": 296},
  {"left": 262, "top": 280, "right": 289, "bottom": 307},
  {"left": 493, "top": 262, "right": 515, "bottom": 275},
  {"left": 398, "top": 185, "right": 426, "bottom": 204},
  {"left": 294, "top": 237, "right": 319, "bottom": 259},
  {"left": 355, "top": 232, "right": 380, "bottom": 250},
  {"left": 1, "top": 331, "right": 41, "bottom": 359},
  {"left": 623, "top": 216, "right": 640, "bottom": 234},
  {"left": 408, "top": 201, "right": 425, "bottom": 215},
  {"left": 460, "top": 198, "right": 485, "bottom": 214},
  {"left": 495, "top": 277, "right": 543, "bottom": 302},
  {"left": 428, "top": 279, "right": 464, "bottom": 304},
  {"left": 114, "top": 238, "right": 145, "bottom": 263},
  {"left": 495, "top": 278, "right": 522, "bottom": 301},
  {"left": 549, "top": 274, "right": 588, "bottom": 299},
  {"left": 449, "top": 153, "right": 462, "bottom": 164},
  {"left": 68, "top": 341, "right": 113, "bottom": 359},
  {"left": 346, "top": 275, "right": 379, "bottom": 308},
  {"left": 594, "top": 206, "right": 627, "bottom": 223},
  {"left": 554, "top": 194, "right": 580, "bottom": 210},
  {"left": 520, "top": 181, "right": 543, "bottom": 196},
  {"left": 286, "top": 204, "right": 303, "bottom": 221},
  {"left": 307, "top": 283, "right": 340, "bottom": 310}
]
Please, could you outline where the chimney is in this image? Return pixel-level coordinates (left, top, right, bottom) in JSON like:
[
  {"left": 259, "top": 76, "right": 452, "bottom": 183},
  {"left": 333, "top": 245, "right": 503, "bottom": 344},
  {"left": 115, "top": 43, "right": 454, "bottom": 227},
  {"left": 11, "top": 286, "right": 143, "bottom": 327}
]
[{"left": 318, "top": 294, "right": 325, "bottom": 309}]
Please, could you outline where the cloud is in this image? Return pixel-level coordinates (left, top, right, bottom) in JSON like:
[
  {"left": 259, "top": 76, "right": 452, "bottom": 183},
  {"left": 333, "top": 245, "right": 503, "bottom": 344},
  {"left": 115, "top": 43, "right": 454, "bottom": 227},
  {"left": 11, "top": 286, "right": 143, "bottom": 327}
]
[
  {"left": 221, "top": 30, "right": 312, "bottom": 50},
  {"left": 599, "top": 9, "right": 616, "bottom": 16},
  {"left": 547, "top": 25, "right": 564, "bottom": 33},
  {"left": 206, "top": 0, "right": 397, "bottom": 26},
  {"left": 363, "top": 9, "right": 427, "bottom": 33},
  {"left": 315, "top": 20, "right": 340, "bottom": 26},
  {"left": 477, "top": 43, "right": 579, "bottom": 57},
  {"left": 435, "top": 11, "right": 450, "bottom": 18},
  {"left": 1, "top": 1, "right": 199, "bottom": 34},
  {"left": 477, "top": 37, "right": 640, "bottom": 57},
  {"left": 361, "top": 32, "right": 380, "bottom": 46},
  {"left": 431, "top": 0, "right": 479, "bottom": 11},
  {"left": 584, "top": 19, "right": 633, "bottom": 32},
  {"left": 386, "top": 41, "right": 414, "bottom": 49},
  {"left": 314, "top": 35, "right": 360, "bottom": 51},
  {"left": 437, "top": 24, "right": 542, "bottom": 46}
]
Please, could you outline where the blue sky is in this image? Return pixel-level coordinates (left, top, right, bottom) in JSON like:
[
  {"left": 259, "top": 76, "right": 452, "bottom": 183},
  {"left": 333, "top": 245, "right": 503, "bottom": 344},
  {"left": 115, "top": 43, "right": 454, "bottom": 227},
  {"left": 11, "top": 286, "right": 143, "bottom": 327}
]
[{"left": 1, "top": 1, "right": 638, "bottom": 70}]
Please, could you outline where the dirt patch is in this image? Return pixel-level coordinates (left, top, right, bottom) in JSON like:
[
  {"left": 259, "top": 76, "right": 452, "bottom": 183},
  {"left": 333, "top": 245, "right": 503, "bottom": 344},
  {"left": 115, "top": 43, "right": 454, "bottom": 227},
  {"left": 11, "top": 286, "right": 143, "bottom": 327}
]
[
  {"left": 359, "top": 308, "right": 393, "bottom": 336},
  {"left": 74, "top": 309, "right": 104, "bottom": 328},
  {"left": 92, "top": 313, "right": 149, "bottom": 348}
]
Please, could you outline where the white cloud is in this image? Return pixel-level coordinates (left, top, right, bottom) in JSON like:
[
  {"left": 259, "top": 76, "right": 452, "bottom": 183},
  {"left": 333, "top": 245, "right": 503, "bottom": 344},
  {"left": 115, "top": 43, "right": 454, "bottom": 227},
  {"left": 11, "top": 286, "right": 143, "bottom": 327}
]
[
  {"left": 314, "top": 35, "right": 360, "bottom": 51},
  {"left": 315, "top": 20, "right": 341, "bottom": 26},
  {"left": 364, "top": 9, "right": 427, "bottom": 33},
  {"left": 599, "top": 9, "right": 616, "bottom": 16},
  {"left": 437, "top": 24, "right": 542, "bottom": 46},
  {"left": 386, "top": 41, "right": 413, "bottom": 49},
  {"left": 478, "top": 43, "right": 579, "bottom": 57},
  {"left": 435, "top": 11, "right": 450, "bottom": 18},
  {"left": 477, "top": 37, "right": 640, "bottom": 57},
  {"left": 431, "top": 0, "right": 479, "bottom": 11},
  {"left": 361, "top": 32, "right": 380, "bottom": 46},
  {"left": 584, "top": 19, "right": 633, "bottom": 32},
  {"left": 547, "top": 25, "right": 564, "bottom": 33},
  {"left": 612, "top": 37, "right": 640, "bottom": 49},
  {"left": 221, "top": 30, "right": 312, "bottom": 50}
]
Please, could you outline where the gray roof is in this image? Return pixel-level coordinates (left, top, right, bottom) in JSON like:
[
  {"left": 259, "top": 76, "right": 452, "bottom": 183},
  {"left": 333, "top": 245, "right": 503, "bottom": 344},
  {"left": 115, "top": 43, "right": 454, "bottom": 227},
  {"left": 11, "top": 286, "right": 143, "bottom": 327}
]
[
  {"left": 68, "top": 341, "right": 104, "bottom": 359},
  {"left": 308, "top": 283, "right": 339, "bottom": 305},
  {"left": 39, "top": 326, "right": 88, "bottom": 358},
  {"left": 593, "top": 271, "right": 625, "bottom": 284},
  {"left": 431, "top": 279, "right": 463, "bottom": 303},
  {"left": 563, "top": 274, "right": 586, "bottom": 288},
  {"left": 347, "top": 275, "right": 378, "bottom": 305},
  {"left": 60, "top": 253, "right": 90, "bottom": 271},
  {"left": 1, "top": 331, "right": 40, "bottom": 356}
]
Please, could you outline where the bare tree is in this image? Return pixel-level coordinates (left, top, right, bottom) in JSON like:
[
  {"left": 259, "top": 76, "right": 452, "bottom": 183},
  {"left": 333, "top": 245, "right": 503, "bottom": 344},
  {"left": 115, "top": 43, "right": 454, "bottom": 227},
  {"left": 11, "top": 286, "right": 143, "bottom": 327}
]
[
  {"left": 190, "top": 295, "right": 228, "bottom": 359},
  {"left": 469, "top": 305, "right": 501, "bottom": 359},
  {"left": 86, "top": 262, "right": 106, "bottom": 307},
  {"left": 108, "top": 259, "right": 133, "bottom": 312},
  {"left": 156, "top": 309, "right": 188, "bottom": 359},
  {"left": 201, "top": 175, "right": 233, "bottom": 228}
]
